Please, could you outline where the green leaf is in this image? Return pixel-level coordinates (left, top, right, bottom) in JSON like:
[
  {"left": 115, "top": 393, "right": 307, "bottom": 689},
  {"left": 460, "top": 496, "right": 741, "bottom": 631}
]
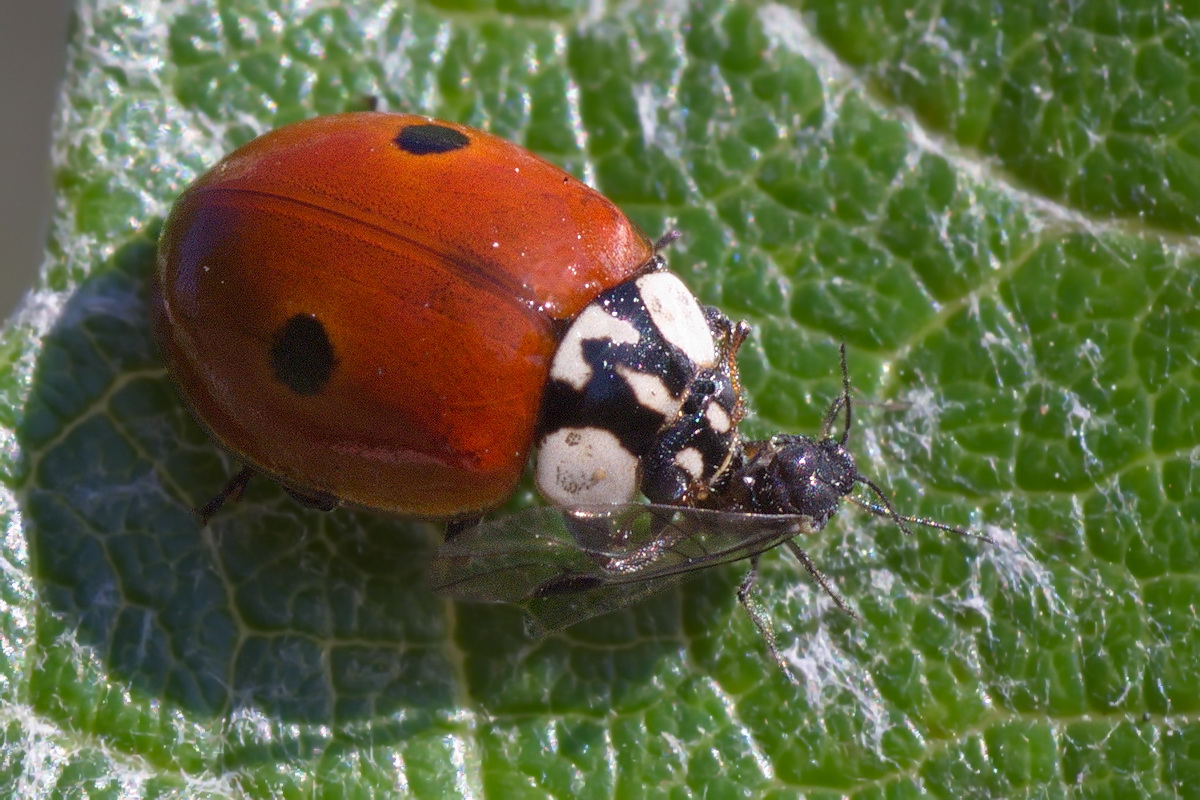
[{"left": 4, "top": 0, "right": 1198, "bottom": 796}]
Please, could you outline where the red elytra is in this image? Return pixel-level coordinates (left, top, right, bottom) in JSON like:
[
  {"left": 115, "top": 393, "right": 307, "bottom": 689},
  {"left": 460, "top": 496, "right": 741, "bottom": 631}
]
[{"left": 153, "top": 113, "right": 656, "bottom": 517}]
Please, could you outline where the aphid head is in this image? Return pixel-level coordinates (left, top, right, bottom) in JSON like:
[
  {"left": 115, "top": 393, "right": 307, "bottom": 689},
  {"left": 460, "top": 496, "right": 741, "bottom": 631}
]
[
  {"left": 735, "top": 343, "right": 971, "bottom": 541},
  {"left": 739, "top": 434, "right": 858, "bottom": 525}
]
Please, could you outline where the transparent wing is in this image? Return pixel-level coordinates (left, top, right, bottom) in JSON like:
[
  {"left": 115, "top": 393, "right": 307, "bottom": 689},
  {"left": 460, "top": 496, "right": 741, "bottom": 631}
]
[{"left": 429, "top": 504, "right": 818, "bottom": 635}]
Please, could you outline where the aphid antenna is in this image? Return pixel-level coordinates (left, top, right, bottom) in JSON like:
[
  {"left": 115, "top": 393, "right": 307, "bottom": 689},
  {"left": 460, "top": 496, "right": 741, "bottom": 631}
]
[
  {"left": 828, "top": 342, "right": 993, "bottom": 546},
  {"left": 819, "top": 342, "right": 854, "bottom": 442},
  {"left": 850, "top": 492, "right": 995, "bottom": 544}
]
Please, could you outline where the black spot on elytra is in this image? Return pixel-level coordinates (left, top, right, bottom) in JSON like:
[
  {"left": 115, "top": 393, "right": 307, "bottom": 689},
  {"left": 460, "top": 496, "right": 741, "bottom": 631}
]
[
  {"left": 271, "top": 314, "right": 335, "bottom": 395},
  {"left": 394, "top": 124, "right": 470, "bottom": 155}
]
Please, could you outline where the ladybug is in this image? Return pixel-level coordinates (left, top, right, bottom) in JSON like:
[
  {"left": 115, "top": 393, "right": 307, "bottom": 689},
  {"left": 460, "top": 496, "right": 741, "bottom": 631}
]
[
  {"left": 154, "top": 113, "right": 658, "bottom": 519},
  {"left": 154, "top": 113, "right": 987, "bottom": 676}
]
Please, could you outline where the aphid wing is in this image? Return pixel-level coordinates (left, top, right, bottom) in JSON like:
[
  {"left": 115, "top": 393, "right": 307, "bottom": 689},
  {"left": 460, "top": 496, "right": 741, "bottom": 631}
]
[
  {"left": 429, "top": 506, "right": 603, "bottom": 603},
  {"left": 522, "top": 575, "right": 684, "bottom": 636},
  {"left": 428, "top": 504, "right": 694, "bottom": 634},
  {"left": 626, "top": 506, "right": 820, "bottom": 579},
  {"left": 522, "top": 506, "right": 821, "bottom": 634},
  {"left": 429, "top": 504, "right": 819, "bottom": 635}
]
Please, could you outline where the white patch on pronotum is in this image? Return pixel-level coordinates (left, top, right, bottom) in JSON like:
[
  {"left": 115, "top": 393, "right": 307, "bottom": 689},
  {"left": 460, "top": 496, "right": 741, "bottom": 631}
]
[
  {"left": 550, "top": 305, "right": 640, "bottom": 390},
  {"left": 537, "top": 427, "right": 639, "bottom": 506},
  {"left": 616, "top": 365, "right": 681, "bottom": 418},
  {"left": 705, "top": 401, "right": 732, "bottom": 434},
  {"left": 673, "top": 447, "right": 705, "bottom": 482},
  {"left": 637, "top": 272, "right": 716, "bottom": 367}
]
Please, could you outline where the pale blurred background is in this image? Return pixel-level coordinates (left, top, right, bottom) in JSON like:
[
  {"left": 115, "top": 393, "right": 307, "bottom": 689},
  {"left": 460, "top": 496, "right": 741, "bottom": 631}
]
[{"left": 1, "top": 1, "right": 72, "bottom": 317}]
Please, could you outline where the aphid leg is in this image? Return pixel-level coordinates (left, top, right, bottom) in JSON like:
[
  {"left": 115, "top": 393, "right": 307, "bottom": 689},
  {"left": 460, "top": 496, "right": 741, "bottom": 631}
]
[
  {"left": 196, "top": 464, "right": 255, "bottom": 524},
  {"left": 784, "top": 540, "right": 859, "bottom": 620},
  {"left": 737, "top": 555, "right": 798, "bottom": 684},
  {"left": 848, "top": 494, "right": 995, "bottom": 543}
]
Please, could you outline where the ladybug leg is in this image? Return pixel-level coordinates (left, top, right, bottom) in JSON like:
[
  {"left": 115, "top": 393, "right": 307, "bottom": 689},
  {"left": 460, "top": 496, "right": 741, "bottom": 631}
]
[
  {"left": 282, "top": 487, "right": 339, "bottom": 512},
  {"left": 196, "top": 465, "right": 255, "bottom": 524},
  {"left": 444, "top": 516, "right": 482, "bottom": 540},
  {"left": 641, "top": 230, "right": 684, "bottom": 272},
  {"left": 653, "top": 230, "right": 682, "bottom": 252}
]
